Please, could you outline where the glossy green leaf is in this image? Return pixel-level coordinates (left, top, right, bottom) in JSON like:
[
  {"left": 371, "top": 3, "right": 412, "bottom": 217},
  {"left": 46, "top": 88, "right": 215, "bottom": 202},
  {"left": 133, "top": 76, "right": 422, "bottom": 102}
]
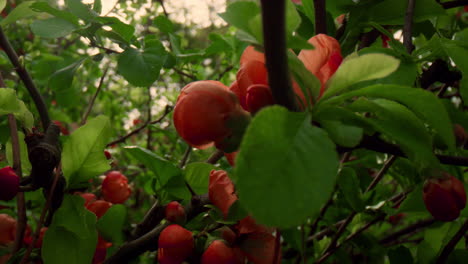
[
  {"left": 31, "top": 2, "right": 80, "bottom": 26},
  {"left": 365, "top": 0, "right": 445, "bottom": 25},
  {"left": 0, "top": 0, "right": 6, "bottom": 13},
  {"left": 235, "top": 106, "right": 339, "bottom": 227},
  {"left": 96, "top": 17, "right": 134, "bottom": 43},
  {"left": 184, "top": 162, "right": 215, "bottom": 195},
  {"left": 327, "top": 85, "right": 456, "bottom": 151},
  {"left": 97, "top": 204, "right": 126, "bottom": 244},
  {"left": 31, "top": 18, "right": 77, "bottom": 38},
  {"left": 65, "top": 0, "right": 98, "bottom": 22},
  {"left": 154, "top": 15, "right": 174, "bottom": 34},
  {"left": 125, "top": 146, "right": 181, "bottom": 188},
  {"left": 349, "top": 98, "right": 437, "bottom": 166},
  {"left": 62, "top": 115, "right": 112, "bottom": 187},
  {"left": 117, "top": 40, "right": 167, "bottom": 87},
  {"left": 321, "top": 120, "right": 363, "bottom": 148},
  {"left": 0, "top": 88, "right": 20, "bottom": 115},
  {"left": 219, "top": 1, "right": 260, "bottom": 36},
  {"left": 322, "top": 53, "right": 400, "bottom": 100},
  {"left": 42, "top": 195, "right": 97, "bottom": 264},
  {"left": 49, "top": 59, "right": 86, "bottom": 107},
  {"left": 288, "top": 52, "right": 320, "bottom": 105}
]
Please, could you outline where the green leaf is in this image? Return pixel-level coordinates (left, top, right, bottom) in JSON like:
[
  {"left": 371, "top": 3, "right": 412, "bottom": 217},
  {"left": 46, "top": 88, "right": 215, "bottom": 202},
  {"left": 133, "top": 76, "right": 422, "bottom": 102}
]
[
  {"left": 0, "top": 1, "right": 37, "bottom": 26},
  {"left": 327, "top": 85, "right": 456, "bottom": 151},
  {"left": 338, "top": 167, "right": 364, "bottom": 212},
  {"left": 117, "top": 40, "right": 167, "bottom": 87},
  {"left": 96, "top": 17, "right": 134, "bottom": 43},
  {"left": 322, "top": 53, "right": 400, "bottom": 100},
  {"left": 49, "top": 59, "right": 86, "bottom": 107},
  {"left": 6, "top": 132, "right": 31, "bottom": 175},
  {"left": 441, "top": 39, "right": 468, "bottom": 107},
  {"left": 348, "top": 98, "right": 437, "bottom": 166},
  {"left": 97, "top": 204, "right": 126, "bottom": 244},
  {"left": 93, "top": 0, "right": 102, "bottom": 14},
  {"left": 365, "top": 0, "right": 445, "bottom": 25},
  {"left": 0, "top": 0, "right": 6, "bottom": 13},
  {"left": 235, "top": 106, "right": 339, "bottom": 227},
  {"left": 0, "top": 88, "right": 20, "bottom": 115},
  {"left": 184, "top": 162, "right": 215, "bottom": 195},
  {"left": 286, "top": 0, "right": 301, "bottom": 35},
  {"left": 125, "top": 146, "right": 181, "bottom": 188},
  {"left": 288, "top": 52, "right": 320, "bottom": 104},
  {"left": 31, "top": 2, "right": 80, "bottom": 26},
  {"left": 219, "top": 1, "right": 260, "bottom": 36},
  {"left": 398, "top": 185, "right": 427, "bottom": 213},
  {"left": 31, "top": 18, "right": 77, "bottom": 38},
  {"left": 42, "top": 195, "right": 97, "bottom": 264},
  {"left": 15, "top": 100, "right": 34, "bottom": 129},
  {"left": 321, "top": 120, "right": 363, "bottom": 148},
  {"left": 154, "top": 15, "right": 174, "bottom": 34},
  {"left": 65, "top": 0, "right": 98, "bottom": 22},
  {"left": 388, "top": 246, "right": 413, "bottom": 264},
  {"left": 62, "top": 116, "right": 112, "bottom": 187}
]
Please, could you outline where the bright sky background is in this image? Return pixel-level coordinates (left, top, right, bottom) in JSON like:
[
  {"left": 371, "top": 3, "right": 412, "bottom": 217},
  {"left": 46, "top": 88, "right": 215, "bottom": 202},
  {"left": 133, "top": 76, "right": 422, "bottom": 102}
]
[{"left": 83, "top": 0, "right": 227, "bottom": 28}]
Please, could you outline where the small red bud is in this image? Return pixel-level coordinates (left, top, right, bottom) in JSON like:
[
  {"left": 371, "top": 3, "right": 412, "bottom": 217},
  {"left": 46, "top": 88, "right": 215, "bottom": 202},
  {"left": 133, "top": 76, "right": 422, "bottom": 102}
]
[
  {"left": 213, "top": 226, "right": 237, "bottom": 246},
  {"left": 165, "top": 201, "right": 186, "bottom": 224},
  {"left": 0, "top": 166, "right": 20, "bottom": 201},
  {"left": 158, "top": 224, "right": 194, "bottom": 264},
  {"left": 104, "top": 150, "right": 112, "bottom": 160},
  {"left": 86, "top": 200, "right": 112, "bottom": 219},
  {"left": 102, "top": 171, "right": 131, "bottom": 204},
  {"left": 454, "top": 124, "right": 467, "bottom": 147},
  {"left": 201, "top": 240, "right": 239, "bottom": 264},
  {"left": 0, "top": 214, "right": 16, "bottom": 245},
  {"left": 423, "top": 173, "right": 466, "bottom": 221},
  {"left": 245, "top": 84, "right": 274, "bottom": 114}
]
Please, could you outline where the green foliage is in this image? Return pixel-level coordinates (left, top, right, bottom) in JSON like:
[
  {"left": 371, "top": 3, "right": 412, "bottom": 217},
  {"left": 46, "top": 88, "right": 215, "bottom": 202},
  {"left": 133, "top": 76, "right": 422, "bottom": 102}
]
[
  {"left": 236, "top": 106, "right": 339, "bottom": 227},
  {"left": 42, "top": 195, "right": 98, "bottom": 264},
  {"left": 62, "top": 115, "right": 111, "bottom": 188},
  {"left": 97, "top": 204, "right": 127, "bottom": 244}
]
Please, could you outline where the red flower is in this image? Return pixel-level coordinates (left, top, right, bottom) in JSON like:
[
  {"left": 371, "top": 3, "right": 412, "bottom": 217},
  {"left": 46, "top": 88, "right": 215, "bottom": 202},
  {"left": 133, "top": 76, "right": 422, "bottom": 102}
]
[
  {"left": 209, "top": 170, "right": 238, "bottom": 218},
  {"left": 0, "top": 214, "right": 16, "bottom": 245},
  {"left": 423, "top": 173, "right": 466, "bottom": 221},
  {"left": 165, "top": 201, "right": 186, "bottom": 224},
  {"left": 86, "top": 200, "right": 112, "bottom": 219},
  {"left": 173, "top": 80, "right": 250, "bottom": 152},
  {"left": 201, "top": 240, "right": 240, "bottom": 264}
]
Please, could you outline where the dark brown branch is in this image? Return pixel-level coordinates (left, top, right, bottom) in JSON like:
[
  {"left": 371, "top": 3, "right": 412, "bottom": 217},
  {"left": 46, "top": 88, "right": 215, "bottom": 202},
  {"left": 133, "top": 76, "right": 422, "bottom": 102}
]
[
  {"left": 314, "top": 0, "right": 327, "bottom": 35},
  {"left": 105, "top": 194, "right": 210, "bottom": 263},
  {"left": 260, "top": 0, "right": 298, "bottom": 111},
  {"left": 403, "top": 0, "right": 416, "bottom": 53},
  {"left": 440, "top": 0, "right": 468, "bottom": 9},
  {"left": 0, "top": 26, "right": 50, "bottom": 130},
  {"left": 107, "top": 105, "right": 172, "bottom": 147},
  {"left": 358, "top": 29, "right": 380, "bottom": 50},
  {"left": 419, "top": 59, "right": 462, "bottom": 89},
  {"left": 131, "top": 200, "right": 165, "bottom": 239},
  {"left": 206, "top": 149, "right": 224, "bottom": 164},
  {"left": 80, "top": 67, "right": 109, "bottom": 125},
  {"left": 435, "top": 219, "right": 468, "bottom": 264},
  {"left": 379, "top": 218, "right": 435, "bottom": 245}
]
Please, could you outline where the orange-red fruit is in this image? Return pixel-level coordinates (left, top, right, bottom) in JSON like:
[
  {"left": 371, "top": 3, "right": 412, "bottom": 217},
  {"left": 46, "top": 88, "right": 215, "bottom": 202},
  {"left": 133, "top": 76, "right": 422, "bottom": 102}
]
[
  {"left": 0, "top": 214, "right": 16, "bottom": 245},
  {"left": 423, "top": 174, "right": 466, "bottom": 221},
  {"left": 79, "top": 192, "right": 97, "bottom": 207},
  {"left": 102, "top": 171, "right": 131, "bottom": 204},
  {"left": 173, "top": 80, "right": 248, "bottom": 151},
  {"left": 0, "top": 166, "right": 19, "bottom": 201},
  {"left": 201, "top": 240, "right": 239, "bottom": 264},
  {"left": 165, "top": 201, "right": 186, "bottom": 224},
  {"left": 86, "top": 200, "right": 112, "bottom": 219},
  {"left": 158, "top": 224, "right": 194, "bottom": 264},
  {"left": 209, "top": 170, "right": 238, "bottom": 218}
]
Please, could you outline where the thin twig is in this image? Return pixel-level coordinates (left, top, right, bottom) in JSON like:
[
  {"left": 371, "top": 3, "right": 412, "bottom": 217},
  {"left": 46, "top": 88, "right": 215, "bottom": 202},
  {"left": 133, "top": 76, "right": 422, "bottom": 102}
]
[
  {"left": 403, "top": 0, "right": 416, "bottom": 53},
  {"left": 179, "top": 146, "right": 196, "bottom": 196},
  {"left": 206, "top": 149, "right": 224, "bottom": 164},
  {"left": 379, "top": 218, "right": 436, "bottom": 245},
  {"left": 0, "top": 26, "right": 50, "bottom": 129},
  {"left": 80, "top": 66, "right": 109, "bottom": 125},
  {"left": 173, "top": 67, "right": 197, "bottom": 81},
  {"left": 19, "top": 164, "right": 62, "bottom": 264},
  {"left": 440, "top": 0, "right": 468, "bottom": 9},
  {"left": 260, "top": 0, "right": 298, "bottom": 111},
  {"left": 435, "top": 219, "right": 468, "bottom": 264},
  {"left": 107, "top": 105, "right": 172, "bottom": 147},
  {"left": 365, "top": 155, "right": 397, "bottom": 192},
  {"left": 314, "top": 0, "right": 327, "bottom": 35}
]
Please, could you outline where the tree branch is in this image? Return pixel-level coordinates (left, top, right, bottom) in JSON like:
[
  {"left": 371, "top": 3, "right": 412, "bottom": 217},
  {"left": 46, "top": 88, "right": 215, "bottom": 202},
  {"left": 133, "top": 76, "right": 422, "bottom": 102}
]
[
  {"left": 80, "top": 66, "right": 109, "bottom": 125},
  {"left": 314, "top": 0, "right": 327, "bottom": 35},
  {"left": 0, "top": 26, "right": 50, "bottom": 130},
  {"left": 435, "top": 219, "right": 468, "bottom": 264},
  {"left": 379, "top": 218, "right": 435, "bottom": 245},
  {"left": 403, "top": 0, "right": 416, "bottom": 53},
  {"left": 440, "top": 0, "right": 468, "bottom": 9},
  {"left": 260, "top": 0, "right": 298, "bottom": 111}
]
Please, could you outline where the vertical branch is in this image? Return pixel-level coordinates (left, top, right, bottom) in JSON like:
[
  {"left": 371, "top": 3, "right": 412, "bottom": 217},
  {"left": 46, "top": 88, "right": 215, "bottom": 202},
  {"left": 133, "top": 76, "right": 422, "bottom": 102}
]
[
  {"left": 0, "top": 26, "right": 50, "bottom": 130},
  {"left": 260, "top": 0, "right": 298, "bottom": 111},
  {"left": 436, "top": 220, "right": 468, "bottom": 264},
  {"left": 80, "top": 66, "right": 109, "bottom": 125},
  {"left": 403, "top": 0, "right": 416, "bottom": 53},
  {"left": 314, "top": 0, "right": 327, "bottom": 34}
]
